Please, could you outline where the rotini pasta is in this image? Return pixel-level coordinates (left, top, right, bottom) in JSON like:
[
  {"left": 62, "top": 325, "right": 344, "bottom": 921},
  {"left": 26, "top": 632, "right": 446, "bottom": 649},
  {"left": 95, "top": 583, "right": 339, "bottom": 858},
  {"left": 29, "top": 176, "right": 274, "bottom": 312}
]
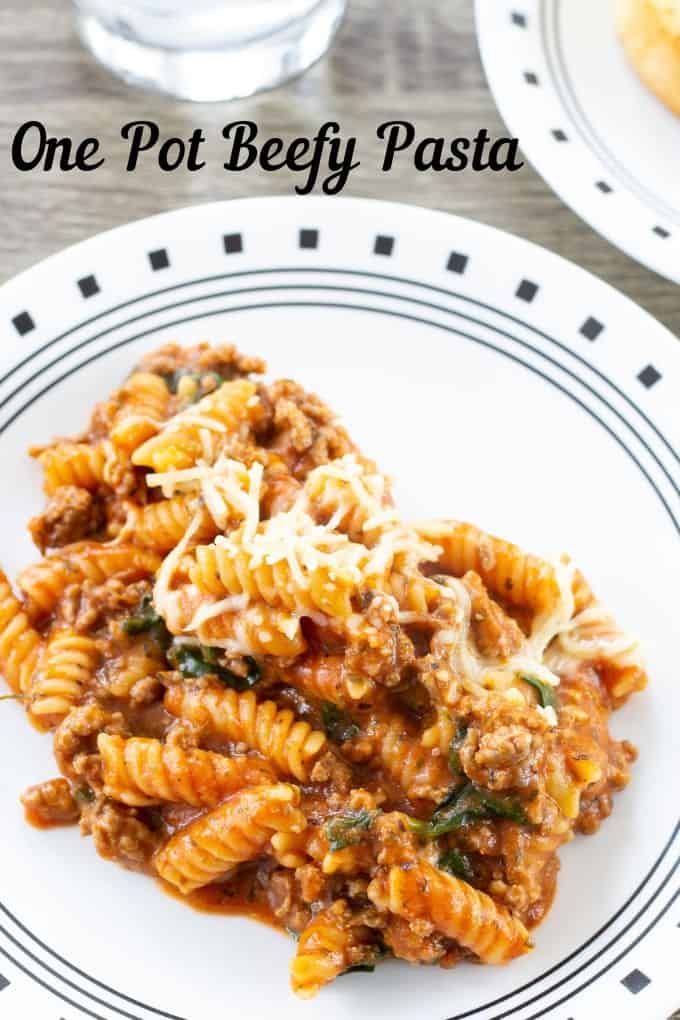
[
  {"left": 291, "top": 901, "right": 377, "bottom": 997},
  {"left": 190, "top": 515, "right": 366, "bottom": 619},
  {"left": 109, "top": 372, "right": 170, "bottom": 452},
  {"left": 369, "top": 713, "right": 453, "bottom": 801},
  {"left": 30, "top": 629, "right": 100, "bottom": 721},
  {"left": 0, "top": 570, "right": 42, "bottom": 694},
  {"left": 135, "top": 496, "right": 217, "bottom": 553},
  {"left": 1, "top": 342, "right": 646, "bottom": 998},
  {"left": 132, "top": 379, "right": 260, "bottom": 472},
  {"left": 36, "top": 442, "right": 106, "bottom": 496},
  {"left": 368, "top": 860, "right": 530, "bottom": 964},
  {"left": 196, "top": 605, "right": 308, "bottom": 658},
  {"left": 98, "top": 734, "right": 274, "bottom": 807},
  {"left": 164, "top": 685, "right": 326, "bottom": 782},
  {"left": 154, "top": 783, "right": 306, "bottom": 894},
  {"left": 18, "top": 543, "right": 161, "bottom": 615},
  {"left": 416, "top": 519, "right": 562, "bottom": 615}
]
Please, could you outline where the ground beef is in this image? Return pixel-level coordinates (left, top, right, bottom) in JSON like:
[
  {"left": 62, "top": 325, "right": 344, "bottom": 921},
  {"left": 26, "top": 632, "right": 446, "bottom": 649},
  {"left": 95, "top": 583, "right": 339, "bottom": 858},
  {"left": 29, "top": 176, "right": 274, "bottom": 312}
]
[
  {"left": 21, "top": 777, "right": 80, "bottom": 827},
  {"left": 59, "top": 577, "right": 150, "bottom": 631},
  {"left": 54, "top": 703, "right": 127, "bottom": 782},
  {"left": 264, "top": 868, "right": 313, "bottom": 934},
  {"left": 576, "top": 792, "right": 614, "bottom": 835},
  {"left": 137, "top": 342, "right": 266, "bottom": 381},
  {"left": 462, "top": 571, "right": 524, "bottom": 660},
  {"left": 460, "top": 700, "right": 549, "bottom": 792},
  {"left": 81, "top": 798, "right": 160, "bottom": 870},
  {"left": 344, "top": 593, "right": 415, "bottom": 688},
  {"left": 309, "top": 750, "right": 354, "bottom": 793},
  {"left": 382, "top": 915, "right": 450, "bottom": 965},
  {"left": 262, "top": 379, "right": 356, "bottom": 479},
  {"left": 29, "top": 486, "right": 103, "bottom": 552},
  {"left": 296, "top": 864, "right": 326, "bottom": 905}
]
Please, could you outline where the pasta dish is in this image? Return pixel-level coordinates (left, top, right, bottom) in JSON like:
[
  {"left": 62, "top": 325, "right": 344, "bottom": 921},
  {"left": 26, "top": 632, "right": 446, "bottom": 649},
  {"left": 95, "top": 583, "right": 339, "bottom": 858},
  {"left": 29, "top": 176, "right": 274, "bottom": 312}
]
[{"left": 0, "top": 343, "right": 647, "bottom": 996}]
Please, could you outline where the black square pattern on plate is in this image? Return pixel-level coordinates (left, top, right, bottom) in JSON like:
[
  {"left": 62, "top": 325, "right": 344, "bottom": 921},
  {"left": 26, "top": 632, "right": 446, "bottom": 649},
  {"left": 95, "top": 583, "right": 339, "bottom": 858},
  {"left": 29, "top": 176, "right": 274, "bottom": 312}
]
[
  {"left": 552, "top": 129, "right": 568, "bottom": 142},
  {"left": 524, "top": 71, "right": 539, "bottom": 85},
  {"left": 511, "top": 12, "right": 527, "bottom": 27},
  {"left": 224, "top": 233, "right": 243, "bottom": 254},
  {"left": 12, "top": 311, "right": 35, "bottom": 336},
  {"left": 516, "top": 279, "right": 538, "bottom": 303},
  {"left": 0, "top": 973, "right": 8, "bottom": 992},
  {"left": 447, "top": 251, "right": 468, "bottom": 274},
  {"left": 580, "top": 316, "right": 604, "bottom": 341},
  {"left": 596, "top": 180, "right": 613, "bottom": 194},
  {"left": 638, "top": 364, "right": 662, "bottom": 388},
  {"left": 374, "top": 235, "right": 395, "bottom": 257},
  {"left": 299, "top": 229, "right": 319, "bottom": 250},
  {"left": 653, "top": 225, "right": 671, "bottom": 238},
  {"left": 148, "top": 248, "right": 170, "bottom": 271},
  {"left": 77, "top": 274, "right": 100, "bottom": 299},
  {"left": 621, "top": 969, "right": 651, "bottom": 994}
]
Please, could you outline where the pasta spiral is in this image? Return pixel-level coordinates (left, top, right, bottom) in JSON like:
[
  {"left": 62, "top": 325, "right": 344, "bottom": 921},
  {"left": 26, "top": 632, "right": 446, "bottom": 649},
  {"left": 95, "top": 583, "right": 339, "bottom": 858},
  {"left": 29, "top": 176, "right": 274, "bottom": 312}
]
[
  {"left": 105, "top": 648, "right": 165, "bottom": 699},
  {"left": 303, "top": 454, "right": 397, "bottom": 542},
  {"left": 98, "top": 734, "right": 274, "bottom": 807},
  {"left": 286, "top": 654, "right": 372, "bottom": 706},
  {"left": 196, "top": 606, "right": 307, "bottom": 658},
  {"left": 163, "top": 685, "right": 326, "bottom": 782},
  {"left": 291, "top": 901, "right": 374, "bottom": 998},
  {"left": 368, "top": 861, "right": 530, "bottom": 964},
  {"left": 135, "top": 496, "right": 217, "bottom": 553},
  {"left": 0, "top": 570, "right": 42, "bottom": 694},
  {"left": 30, "top": 630, "right": 99, "bottom": 721},
  {"left": 547, "top": 604, "right": 647, "bottom": 704},
  {"left": 18, "top": 543, "right": 161, "bottom": 615},
  {"left": 37, "top": 443, "right": 106, "bottom": 496},
  {"left": 110, "top": 372, "right": 170, "bottom": 452},
  {"left": 154, "top": 783, "right": 306, "bottom": 894},
  {"left": 416, "top": 520, "right": 561, "bottom": 615},
  {"left": 132, "top": 379, "right": 259, "bottom": 472},
  {"left": 371, "top": 714, "right": 452, "bottom": 801},
  {"left": 191, "top": 524, "right": 362, "bottom": 619}
]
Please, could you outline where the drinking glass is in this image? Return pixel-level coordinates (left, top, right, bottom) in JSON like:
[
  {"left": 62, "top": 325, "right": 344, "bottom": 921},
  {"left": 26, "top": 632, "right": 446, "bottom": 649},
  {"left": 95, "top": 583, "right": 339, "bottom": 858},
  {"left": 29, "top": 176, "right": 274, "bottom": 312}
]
[{"left": 73, "top": 0, "right": 348, "bottom": 102}]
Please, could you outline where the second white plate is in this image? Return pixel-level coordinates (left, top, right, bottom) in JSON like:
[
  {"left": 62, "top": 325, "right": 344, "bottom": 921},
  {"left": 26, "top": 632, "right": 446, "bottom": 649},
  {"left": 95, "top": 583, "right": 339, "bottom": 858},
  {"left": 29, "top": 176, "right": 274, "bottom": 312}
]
[{"left": 476, "top": 0, "right": 680, "bottom": 283}]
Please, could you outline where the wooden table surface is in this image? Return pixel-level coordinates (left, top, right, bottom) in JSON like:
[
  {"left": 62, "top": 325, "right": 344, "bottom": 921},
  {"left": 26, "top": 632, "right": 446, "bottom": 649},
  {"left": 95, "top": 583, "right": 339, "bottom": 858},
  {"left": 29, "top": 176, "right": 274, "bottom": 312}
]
[{"left": 0, "top": 0, "right": 679, "bottom": 345}]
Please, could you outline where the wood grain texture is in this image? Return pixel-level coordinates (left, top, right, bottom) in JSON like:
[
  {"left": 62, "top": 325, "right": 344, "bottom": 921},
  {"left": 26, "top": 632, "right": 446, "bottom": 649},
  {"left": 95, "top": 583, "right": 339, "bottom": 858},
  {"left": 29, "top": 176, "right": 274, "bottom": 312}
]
[{"left": 0, "top": 0, "right": 678, "bottom": 350}]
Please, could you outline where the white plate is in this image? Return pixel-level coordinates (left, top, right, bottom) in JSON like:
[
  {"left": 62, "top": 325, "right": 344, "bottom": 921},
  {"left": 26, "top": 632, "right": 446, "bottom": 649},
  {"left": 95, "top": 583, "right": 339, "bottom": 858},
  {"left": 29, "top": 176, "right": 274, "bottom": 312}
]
[
  {"left": 476, "top": 0, "right": 680, "bottom": 283},
  {"left": 0, "top": 197, "right": 678, "bottom": 1020}
]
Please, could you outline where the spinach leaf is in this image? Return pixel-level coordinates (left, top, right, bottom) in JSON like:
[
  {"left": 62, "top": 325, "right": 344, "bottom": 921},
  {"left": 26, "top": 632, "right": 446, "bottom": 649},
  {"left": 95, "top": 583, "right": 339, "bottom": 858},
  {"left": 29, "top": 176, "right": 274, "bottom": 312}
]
[
  {"left": 448, "top": 721, "right": 468, "bottom": 775},
  {"left": 73, "top": 785, "right": 95, "bottom": 804},
  {"left": 168, "top": 643, "right": 260, "bottom": 692},
  {"left": 122, "top": 595, "right": 171, "bottom": 650},
  {"left": 342, "top": 964, "right": 375, "bottom": 975},
  {"left": 321, "top": 701, "right": 360, "bottom": 744},
  {"left": 325, "top": 809, "right": 376, "bottom": 852},
  {"left": 408, "top": 782, "right": 529, "bottom": 840},
  {"left": 519, "top": 672, "right": 559, "bottom": 711},
  {"left": 438, "top": 848, "right": 474, "bottom": 882}
]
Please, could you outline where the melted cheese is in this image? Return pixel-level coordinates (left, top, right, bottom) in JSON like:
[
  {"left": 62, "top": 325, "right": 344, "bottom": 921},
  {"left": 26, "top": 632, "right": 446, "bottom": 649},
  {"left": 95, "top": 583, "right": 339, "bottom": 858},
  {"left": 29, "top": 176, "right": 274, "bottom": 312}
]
[
  {"left": 147, "top": 457, "right": 263, "bottom": 532},
  {"left": 304, "top": 454, "right": 400, "bottom": 537}
]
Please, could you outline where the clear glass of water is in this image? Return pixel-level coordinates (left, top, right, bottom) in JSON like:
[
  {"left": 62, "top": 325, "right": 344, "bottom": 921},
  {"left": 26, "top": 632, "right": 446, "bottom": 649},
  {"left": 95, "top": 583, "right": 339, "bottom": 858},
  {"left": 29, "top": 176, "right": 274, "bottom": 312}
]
[{"left": 73, "top": 0, "right": 348, "bottom": 102}]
